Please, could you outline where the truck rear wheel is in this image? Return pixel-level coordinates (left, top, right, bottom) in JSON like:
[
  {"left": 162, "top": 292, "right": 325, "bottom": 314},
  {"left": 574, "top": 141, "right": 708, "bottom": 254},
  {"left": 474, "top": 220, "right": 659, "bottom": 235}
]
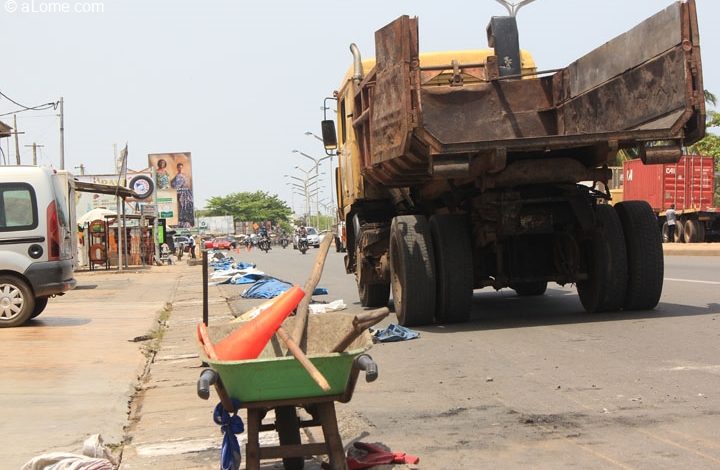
[
  {"left": 577, "top": 205, "right": 628, "bottom": 313},
  {"left": 511, "top": 281, "right": 548, "bottom": 296},
  {"left": 358, "top": 281, "right": 390, "bottom": 308},
  {"left": 389, "top": 215, "right": 436, "bottom": 326},
  {"left": 615, "top": 201, "right": 664, "bottom": 310},
  {"left": 430, "top": 215, "right": 472, "bottom": 323},
  {"left": 683, "top": 219, "right": 705, "bottom": 243}
]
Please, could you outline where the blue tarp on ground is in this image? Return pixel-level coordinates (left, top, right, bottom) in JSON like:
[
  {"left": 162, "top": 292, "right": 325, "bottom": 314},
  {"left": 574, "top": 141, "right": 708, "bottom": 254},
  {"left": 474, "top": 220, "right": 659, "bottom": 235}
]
[
  {"left": 373, "top": 324, "right": 420, "bottom": 342},
  {"left": 241, "top": 278, "right": 293, "bottom": 299}
]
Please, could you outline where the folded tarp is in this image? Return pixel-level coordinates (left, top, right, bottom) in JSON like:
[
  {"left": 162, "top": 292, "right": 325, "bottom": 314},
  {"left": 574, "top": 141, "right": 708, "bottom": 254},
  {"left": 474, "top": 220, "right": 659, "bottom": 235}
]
[{"left": 229, "top": 272, "right": 266, "bottom": 285}]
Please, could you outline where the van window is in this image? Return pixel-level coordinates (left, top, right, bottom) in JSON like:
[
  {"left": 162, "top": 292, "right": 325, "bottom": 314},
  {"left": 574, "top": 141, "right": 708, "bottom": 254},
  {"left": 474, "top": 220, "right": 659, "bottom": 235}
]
[
  {"left": 0, "top": 184, "right": 38, "bottom": 231},
  {"left": 51, "top": 175, "right": 69, "bottom": 228}
]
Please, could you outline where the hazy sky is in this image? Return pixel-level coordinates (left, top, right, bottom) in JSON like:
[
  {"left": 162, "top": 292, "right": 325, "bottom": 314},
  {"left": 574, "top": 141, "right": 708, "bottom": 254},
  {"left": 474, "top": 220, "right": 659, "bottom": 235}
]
[{"left": 1, "top": 0, "right": 718, "bottom": 212}]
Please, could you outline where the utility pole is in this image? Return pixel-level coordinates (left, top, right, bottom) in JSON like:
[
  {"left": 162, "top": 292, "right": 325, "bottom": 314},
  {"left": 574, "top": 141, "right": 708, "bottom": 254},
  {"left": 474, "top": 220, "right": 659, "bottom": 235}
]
[
  {"left": 59, "top": 97, "right": 65, "bottom": 170},
  {"left": 24, "top": 143, "right": 44, "bottom": 165},
  {"left": 13, "top": 114, "right": 24, "bottom": 165}
]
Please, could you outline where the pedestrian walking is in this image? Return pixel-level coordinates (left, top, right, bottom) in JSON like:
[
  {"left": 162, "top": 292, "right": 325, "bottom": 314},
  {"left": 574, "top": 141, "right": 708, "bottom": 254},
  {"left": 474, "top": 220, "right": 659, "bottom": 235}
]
[{"left": 666, "top": 204, "right": 677, "bottom": 243}]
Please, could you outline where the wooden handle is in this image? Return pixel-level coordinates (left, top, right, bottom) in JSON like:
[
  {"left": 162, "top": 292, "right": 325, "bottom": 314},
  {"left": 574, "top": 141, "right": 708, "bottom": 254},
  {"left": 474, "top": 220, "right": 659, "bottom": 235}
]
[
  {"left": 277, "top": 327, "right": 331, "bottom": 392},
  {"left": 353, "top": 307, "right": 390, "bottom": 329},
  {"left": 331, "top": 307, "right": 390, "bottom": 353},
  {"left": 290, "top": 234, "right": 334, "bottom": 348}
]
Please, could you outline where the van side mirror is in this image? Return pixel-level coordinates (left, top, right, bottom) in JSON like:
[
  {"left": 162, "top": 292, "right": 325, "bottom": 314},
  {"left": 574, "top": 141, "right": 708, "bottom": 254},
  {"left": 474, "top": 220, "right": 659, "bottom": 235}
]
[{"left": 321, "top": 120, "right": 338, "bottom": 150}]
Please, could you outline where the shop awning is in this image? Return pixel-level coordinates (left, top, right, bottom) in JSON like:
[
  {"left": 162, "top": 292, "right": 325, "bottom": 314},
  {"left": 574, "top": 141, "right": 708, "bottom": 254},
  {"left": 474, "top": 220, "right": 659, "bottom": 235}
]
[{"left": 75, "top": 180, "right": 139, "bottom": 199}]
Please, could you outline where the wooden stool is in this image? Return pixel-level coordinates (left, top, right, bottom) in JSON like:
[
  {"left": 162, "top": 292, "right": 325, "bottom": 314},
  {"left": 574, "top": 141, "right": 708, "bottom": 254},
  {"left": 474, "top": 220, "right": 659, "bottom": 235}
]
[{"left": 243, "top": 395, "right": 347, "bottom": 470}]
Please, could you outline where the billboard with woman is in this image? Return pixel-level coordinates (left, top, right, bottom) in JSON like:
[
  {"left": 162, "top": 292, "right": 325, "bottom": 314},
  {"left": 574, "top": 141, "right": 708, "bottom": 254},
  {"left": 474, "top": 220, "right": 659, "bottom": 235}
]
[{"left": 148, "top": 152, "right": 195, "bottom": 228}]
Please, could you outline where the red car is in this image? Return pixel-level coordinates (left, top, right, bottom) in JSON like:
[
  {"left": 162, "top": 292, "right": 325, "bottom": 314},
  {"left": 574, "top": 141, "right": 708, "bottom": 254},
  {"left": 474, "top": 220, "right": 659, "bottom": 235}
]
[{"left": 205, "top": 237, "right": 236, "bottom": 250}]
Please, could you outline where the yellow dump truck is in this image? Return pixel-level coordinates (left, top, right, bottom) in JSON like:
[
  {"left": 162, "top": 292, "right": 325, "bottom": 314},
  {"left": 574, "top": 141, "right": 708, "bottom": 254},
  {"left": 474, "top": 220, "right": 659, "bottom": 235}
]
[{"left": 321, "top": 0, "right": 705, "bottom": 326}]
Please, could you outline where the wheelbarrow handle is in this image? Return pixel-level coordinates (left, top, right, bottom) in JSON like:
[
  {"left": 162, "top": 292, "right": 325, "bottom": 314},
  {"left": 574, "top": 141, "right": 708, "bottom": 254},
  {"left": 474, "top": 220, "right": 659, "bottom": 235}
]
[
  {"left": 197, "top": 369, "right": 219, "bottom": 400},
  {"left": 354, "top": 354, "right": 378, "bottom": 382}
]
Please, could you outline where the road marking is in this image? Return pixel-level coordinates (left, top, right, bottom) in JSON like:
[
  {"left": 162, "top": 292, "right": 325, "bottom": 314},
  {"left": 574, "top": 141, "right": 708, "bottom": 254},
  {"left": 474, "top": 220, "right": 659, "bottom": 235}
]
[
  {"left": 663, "top": 365, "right": 720, "bottom": 373},
  {"left": 664, "top": 278, "right": 720, "bottom": 285},
  {"left": 638, "top": 430, "right": 720, "bottom": 466}
]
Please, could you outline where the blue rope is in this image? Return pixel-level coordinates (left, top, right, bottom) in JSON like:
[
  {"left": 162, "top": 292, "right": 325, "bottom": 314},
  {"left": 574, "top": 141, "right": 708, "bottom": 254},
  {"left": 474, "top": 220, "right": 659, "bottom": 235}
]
[{"left": 213, "top": 401, "right": 244, "bottom": 470}]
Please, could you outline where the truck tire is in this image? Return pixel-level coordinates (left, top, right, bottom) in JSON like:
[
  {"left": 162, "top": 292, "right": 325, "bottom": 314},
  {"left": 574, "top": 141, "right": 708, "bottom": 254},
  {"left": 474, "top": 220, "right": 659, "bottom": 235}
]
[
  {"left": 577, "top": 205, "right": 628, "bottom": 313},
  {"left": 275, "top": 406, "right": 304, "bottom": 470},
  {"left": 0, "top": 275, "right": 36, "bottom": 328},
  {"left": 683, "top": 219, "right": 705, "bottom": 243},
  {"left": 389, "top": 215, "right": 436, "bottom": 326},
  {"left": 430, "top": 215, "right": 472, "bottom": 323},
  {"left": 615, "top": 201, "right": 663, "bottom": 310},
  {"left": 359, "top": 282, "right": 390, "bottom": 308},
  {"left": 674, "top": 220, "right": 685, "bottom": 243},
  {"left": 511, "top": 281, "right": 548, "bottom": 296}
]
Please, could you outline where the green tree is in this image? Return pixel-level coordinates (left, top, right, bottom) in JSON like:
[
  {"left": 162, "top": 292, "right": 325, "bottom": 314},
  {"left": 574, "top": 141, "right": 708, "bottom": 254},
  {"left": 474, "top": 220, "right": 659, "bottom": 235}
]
[{"left": 205, "top": 191, "right": 292, "bottom": 225}]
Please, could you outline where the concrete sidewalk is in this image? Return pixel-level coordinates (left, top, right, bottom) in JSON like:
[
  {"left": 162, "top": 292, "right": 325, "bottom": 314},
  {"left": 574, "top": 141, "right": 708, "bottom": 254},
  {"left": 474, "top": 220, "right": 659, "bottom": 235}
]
[
  {"left": 663, "top": 242, "right": 720, "bottom": 256},
  {"left": 118, "top": 263, "right": 351, "bottom": 470}
]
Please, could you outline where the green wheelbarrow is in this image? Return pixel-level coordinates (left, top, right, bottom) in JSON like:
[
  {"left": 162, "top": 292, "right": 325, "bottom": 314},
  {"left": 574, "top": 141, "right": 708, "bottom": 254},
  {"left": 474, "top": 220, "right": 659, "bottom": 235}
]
[{"left": 197, "top": 313, "right": 381, "bottom": 470}]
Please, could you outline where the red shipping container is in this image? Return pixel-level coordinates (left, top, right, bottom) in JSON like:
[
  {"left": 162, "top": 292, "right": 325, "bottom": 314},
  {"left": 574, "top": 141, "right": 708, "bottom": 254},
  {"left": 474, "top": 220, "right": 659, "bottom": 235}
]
[{"left": 623, "top": 156, "right": 716, "bottom": 212}]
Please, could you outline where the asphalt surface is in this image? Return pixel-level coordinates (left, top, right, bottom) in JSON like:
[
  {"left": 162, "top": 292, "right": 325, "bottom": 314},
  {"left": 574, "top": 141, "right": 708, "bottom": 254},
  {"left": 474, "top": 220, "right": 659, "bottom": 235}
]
[{"left": 1, "top": 244, "right": 719, "bottom": 469}]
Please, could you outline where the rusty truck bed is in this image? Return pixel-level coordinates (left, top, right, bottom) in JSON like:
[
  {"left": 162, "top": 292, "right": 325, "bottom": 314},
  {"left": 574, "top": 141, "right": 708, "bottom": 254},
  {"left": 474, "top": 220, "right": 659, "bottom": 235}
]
[{"left": 353, "top": 0, "right": 705, "bottom": 187}]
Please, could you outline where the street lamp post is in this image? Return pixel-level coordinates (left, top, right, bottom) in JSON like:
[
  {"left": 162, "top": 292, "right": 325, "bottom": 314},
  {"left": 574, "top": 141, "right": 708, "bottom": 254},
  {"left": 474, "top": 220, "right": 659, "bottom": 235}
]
[
  {"left": 304, "top": 132, "right": 338, "bottom": 217},
  {"left": 292, "top": 150, "right": 332, "bottom": 230},
  {"left": 285, "top": 170, "right": 319, "bottom": 226}
]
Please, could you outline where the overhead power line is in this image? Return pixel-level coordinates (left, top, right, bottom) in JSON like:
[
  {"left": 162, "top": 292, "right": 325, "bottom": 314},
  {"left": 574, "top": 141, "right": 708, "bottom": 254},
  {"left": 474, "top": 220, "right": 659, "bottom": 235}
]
[{"left": 0, "top": 90, "right": 58, "bottom": 117}]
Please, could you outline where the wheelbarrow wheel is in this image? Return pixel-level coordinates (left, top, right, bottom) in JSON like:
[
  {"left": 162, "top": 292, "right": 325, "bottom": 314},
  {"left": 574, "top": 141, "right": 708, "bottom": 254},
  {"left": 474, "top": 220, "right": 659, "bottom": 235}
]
[{"left": 275, "top": 406, "right": 304, "bottom": 470}]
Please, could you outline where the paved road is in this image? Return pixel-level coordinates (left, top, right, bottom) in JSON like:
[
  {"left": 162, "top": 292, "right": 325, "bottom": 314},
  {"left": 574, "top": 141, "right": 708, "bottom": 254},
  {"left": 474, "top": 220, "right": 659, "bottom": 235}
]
[
  {"left": 2, "top": 245, "right": 719, "bottom": 469},
  {"left": 222, "top": 246, "right": 720, "bottom": 469}
]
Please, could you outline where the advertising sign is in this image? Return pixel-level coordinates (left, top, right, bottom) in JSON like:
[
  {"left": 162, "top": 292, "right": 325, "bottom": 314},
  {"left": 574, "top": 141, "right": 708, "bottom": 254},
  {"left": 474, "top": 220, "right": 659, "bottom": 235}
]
[{"left": 148, "top": 152, "right": 194, "bottom": 228}]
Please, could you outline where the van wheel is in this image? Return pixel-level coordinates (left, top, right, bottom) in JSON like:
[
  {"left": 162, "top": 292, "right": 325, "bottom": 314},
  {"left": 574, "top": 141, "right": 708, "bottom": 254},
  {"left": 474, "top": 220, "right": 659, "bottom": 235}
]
[
  {"left": 31, "top": 296, "right": 49, "bottom": 319},
  {"left": 0, "top": 276, "right": 36, "bottom": 328}
]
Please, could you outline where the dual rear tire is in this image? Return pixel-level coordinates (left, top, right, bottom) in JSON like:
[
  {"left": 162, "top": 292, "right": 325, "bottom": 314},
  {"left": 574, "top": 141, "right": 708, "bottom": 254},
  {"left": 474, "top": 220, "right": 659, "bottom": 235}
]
[
  {"left": 388, "top": 214, "right": 473, "bottom": 326},
  {"left": 578, "top": 201, "right": 663, "bottom": 313}
]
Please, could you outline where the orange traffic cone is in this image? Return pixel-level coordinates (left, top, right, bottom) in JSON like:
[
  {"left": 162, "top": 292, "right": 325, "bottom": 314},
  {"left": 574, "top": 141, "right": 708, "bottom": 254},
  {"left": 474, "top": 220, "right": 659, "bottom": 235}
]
[{"left": 197, "top": 285, "right": 305, "bottom": 361}]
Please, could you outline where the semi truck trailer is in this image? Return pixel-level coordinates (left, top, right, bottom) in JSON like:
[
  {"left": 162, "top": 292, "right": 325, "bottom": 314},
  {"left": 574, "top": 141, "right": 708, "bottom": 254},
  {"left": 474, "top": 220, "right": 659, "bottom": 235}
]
[{"left": 623, "top": 155, "right": 719, "bottom": 243}]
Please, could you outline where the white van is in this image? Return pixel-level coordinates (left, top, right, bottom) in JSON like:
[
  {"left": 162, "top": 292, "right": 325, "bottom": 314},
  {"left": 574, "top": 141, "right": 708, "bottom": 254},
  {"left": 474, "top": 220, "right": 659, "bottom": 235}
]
[{"left": 0, "top": 166, "right": 77, "bottom": 327}]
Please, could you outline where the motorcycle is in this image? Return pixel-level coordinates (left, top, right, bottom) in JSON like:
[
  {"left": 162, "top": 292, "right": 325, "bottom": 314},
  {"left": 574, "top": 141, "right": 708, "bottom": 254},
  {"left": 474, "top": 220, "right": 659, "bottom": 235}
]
[
  {"left": 280, "top": 237, "right": 289, "bottom": 249},
  {"left": 258, "top": 236, "right": 271, "bottom": 253},
  {"left": 298, "top": 236, "right": 309, "bottom": 254}
]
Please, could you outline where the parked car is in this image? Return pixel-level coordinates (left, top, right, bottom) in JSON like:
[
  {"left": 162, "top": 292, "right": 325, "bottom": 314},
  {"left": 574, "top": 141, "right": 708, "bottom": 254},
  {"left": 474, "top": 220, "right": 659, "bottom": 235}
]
[
  {"left": 0, "top": 166, "right": 77, "bottom": 327},
  {"left": 205, "top": 236, "right": 234, "bottom": 250},
  {"left": 173, "top": 235, "right": 191, "bottom": 247}
]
